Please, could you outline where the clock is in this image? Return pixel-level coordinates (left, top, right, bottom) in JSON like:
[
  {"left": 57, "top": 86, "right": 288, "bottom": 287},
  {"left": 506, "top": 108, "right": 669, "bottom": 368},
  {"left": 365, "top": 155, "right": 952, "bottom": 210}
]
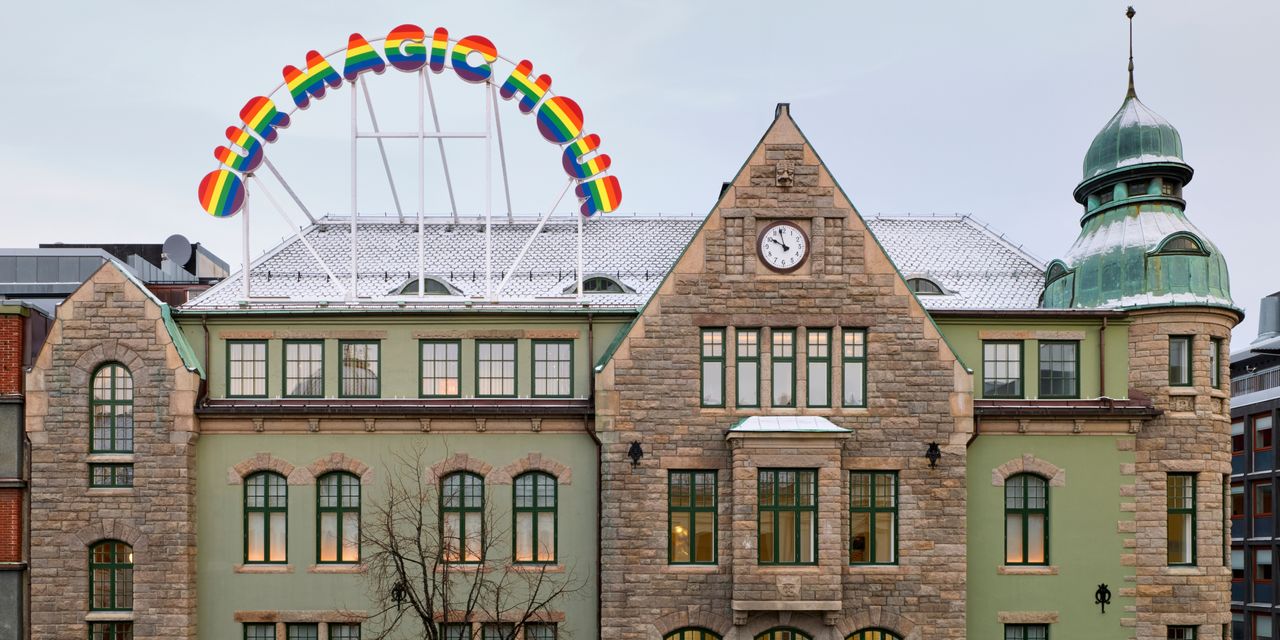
[{"left": 757, "top": 221, "right": 810, "bottom": 273}]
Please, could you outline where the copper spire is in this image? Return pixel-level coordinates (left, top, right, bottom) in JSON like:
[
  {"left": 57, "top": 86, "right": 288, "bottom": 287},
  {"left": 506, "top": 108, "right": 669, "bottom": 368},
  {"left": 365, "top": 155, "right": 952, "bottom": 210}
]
[{"left": 1126, "top": 6, "right": 1137, "bottom": 98}]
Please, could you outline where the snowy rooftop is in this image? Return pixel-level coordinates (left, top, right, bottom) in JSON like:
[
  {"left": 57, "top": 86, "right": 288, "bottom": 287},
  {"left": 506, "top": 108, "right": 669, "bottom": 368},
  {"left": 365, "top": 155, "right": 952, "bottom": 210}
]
[{"left": 728, "top": 415, "right": 851, "bottom": 433}]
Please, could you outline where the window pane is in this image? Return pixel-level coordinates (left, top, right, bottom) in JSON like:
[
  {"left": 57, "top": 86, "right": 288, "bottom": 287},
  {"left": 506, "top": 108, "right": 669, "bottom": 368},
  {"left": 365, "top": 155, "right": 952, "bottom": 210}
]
[
  {"left": 537, "top": 512, "right": 556, "bottom": 560},
  {"left": 1026, "top": 514, "right": 1046, "bottom": 563},
  {"left": 245, "top": 625, "right": 276, "bottom": 640},
  {"left": 799, "top": 511, "right": 814, "bottom": 563},
  {"left": 1006, "top": 514, "right": 1024, "bottom": 563},
  {"left": 534, "top": 341, "right": 572, "bottom": 397},
  {"left": 807, "top": 361, "right": 828, "bottom": 407},
  {"left": 478, "top": 341, "right": 516, "bottom": 397},
  {"left": 1170, "top": 337, "right": 1191, "bottom": 384},
  {"left": 343, "top": 512, "right": 360, "bottom": 561},
  {"left": 269, "top": 512, "right": 287, "bottom": 561},
  {"left": 288, "top": 624, "right": 319, "bottom": 640},
  {"left": 320, "top": 512, "right": 338, "bottom": 562},
  {"left": 778, "top": 511, "right": 796, "bottom": 562},
  {"left": 247, "top": 513, "right": 265, "bottom": 562},
  {"left": 759, "top": 511, "right": 774, "bottom": 563},
  {"left": 1168, "top": 513, "right": 1192, "bottom": 564},
  {"left": 702, "top": 361, "right": 723, "bottom": 406},
  {"left": 516, "top": 512, "right": 534, "bottom": 562},
  {"left": 843, "top": 362, "right": 865, "bottom": 407},
  {"left": 1038, "top": 341, "right": 1078, "bottom": 398},
  {"left": 873, "top": 512, "right": 895, "bottom": 563},
  {"left": 772, "top": 361, "right": 793, "bottom": 406},
  {"left": 739, "top": 361, "right": 759, "bottom": 406},
  {"left": 330, "top": 625, "right": 361, "bottom": 640},
  {"left": 850, "top": 512, "right": 870, "bottom": 563},
  {"left": 422, "top": 341, "right": 460, "bottom": 396},
  {"left": 341, "top": 342, "right": 380, "bottom": 396},
  {"left": 984, "top": 342, "right": 1022, "bottom": 397},
  {"left": 671, "top": 512, "right": 691, "bottom": 563}
]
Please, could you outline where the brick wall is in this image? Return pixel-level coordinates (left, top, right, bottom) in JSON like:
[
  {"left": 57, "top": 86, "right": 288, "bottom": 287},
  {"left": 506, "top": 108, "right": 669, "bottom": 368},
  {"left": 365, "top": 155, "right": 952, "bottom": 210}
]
[
  {"left": 0, "top": 488, "right": 20, "bottom": 563},
  {"left": 0, "top": 315, "right": 22, "bottom": 396}
]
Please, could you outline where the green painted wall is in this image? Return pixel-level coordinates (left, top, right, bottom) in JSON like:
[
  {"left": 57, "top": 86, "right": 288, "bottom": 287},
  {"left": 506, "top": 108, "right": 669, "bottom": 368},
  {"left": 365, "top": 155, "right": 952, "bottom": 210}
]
[
  {"left": 196, "top": 433, "right": 598, "bottom": 639},
  {"left": 936, "top": 318, "right": 1130, "bottom": 399},
  {"left": 175, "top": 314, "right": 630, "bottom": 399},
  {"left": 967, "top": 434, "right": 1135, "bottom": 638}
]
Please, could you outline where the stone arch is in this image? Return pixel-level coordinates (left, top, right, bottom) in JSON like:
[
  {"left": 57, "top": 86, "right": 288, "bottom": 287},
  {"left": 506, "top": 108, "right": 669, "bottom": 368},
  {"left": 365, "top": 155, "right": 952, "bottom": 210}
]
[
  {"left": 737, "top": 613, "right": 827, "bottom": 640},
  {"left": 991, "top": 454, "right": 1066, "bottom": 487},
  {"left": 833, "top": 610, "right": 919, "bottom": 640},
  {"left": 306, "top": 452, "right": 376, "bottom": 486},
  {"left": 500, "top": 452, "right": 573, "bottom": 485},
  {"left": 428, "top": 453, "right": 497, "bottom": 484},
  {"left": 227, "top": 452, "right": 313, "bottom": 485},
  {"left": 647, "top": 610, "right": 733, "bottom": 640},
  {"left": 70, "top": 341, "right": 152, "bottom": 390},
  {"left": 68, "top": 520, "right": 149, "bottom": 553}
]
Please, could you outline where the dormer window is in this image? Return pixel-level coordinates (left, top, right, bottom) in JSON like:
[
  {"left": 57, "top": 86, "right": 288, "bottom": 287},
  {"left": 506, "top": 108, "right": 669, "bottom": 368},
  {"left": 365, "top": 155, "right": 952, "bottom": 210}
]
[
  {"left": 1152, "top": 233, "right": 1208, "bottom": 256},
  {"left": 906, "top": 278, "right": 944, "bottom": 295},
  {"left": 1127, "top": 180, "right": 1149, "bottom": 197},
  {"left": 395, "top": 277, "right": 459, "bottom": 295},
  {"left": 1044, "top": 261, "right": 1069, "bottom": 285},
  {"left": 565, "top": 276, "right": 631, "bottom": 295}
]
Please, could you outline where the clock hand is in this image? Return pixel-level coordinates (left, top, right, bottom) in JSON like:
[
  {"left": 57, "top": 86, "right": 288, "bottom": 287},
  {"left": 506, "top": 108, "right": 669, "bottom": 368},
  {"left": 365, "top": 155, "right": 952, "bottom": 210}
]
[
  {"left": 767, "top": 237, "right": 785, "bottom": 247},
  {"left": 776, "top": 229, "right": 791, "bottom": 252}
]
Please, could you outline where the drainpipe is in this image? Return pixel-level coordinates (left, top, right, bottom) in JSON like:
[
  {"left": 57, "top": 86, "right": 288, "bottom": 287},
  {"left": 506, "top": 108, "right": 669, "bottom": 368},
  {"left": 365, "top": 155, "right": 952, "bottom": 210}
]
[
  {"left": 198, "top": 314, "right": 210, "bottom": 406},
  {"left": 1099, "top": 317, "right": 1108, "bottom": 398},
  {"left": 583, "top": 313, "right": 603, "bottom": 638}
]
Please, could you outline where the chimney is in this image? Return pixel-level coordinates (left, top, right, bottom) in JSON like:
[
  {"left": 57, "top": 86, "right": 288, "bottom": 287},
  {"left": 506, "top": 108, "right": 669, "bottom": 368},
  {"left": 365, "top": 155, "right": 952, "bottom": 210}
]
[{"left": 1256, "top": 291, "right": 1280, "bottom": 344}]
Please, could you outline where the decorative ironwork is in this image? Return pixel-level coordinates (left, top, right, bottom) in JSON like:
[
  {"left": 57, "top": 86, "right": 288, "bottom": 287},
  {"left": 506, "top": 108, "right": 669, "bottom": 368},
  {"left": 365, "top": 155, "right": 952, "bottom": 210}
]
[{"left": 1095, "top": 583, "right": 1112, "bottom": 613}]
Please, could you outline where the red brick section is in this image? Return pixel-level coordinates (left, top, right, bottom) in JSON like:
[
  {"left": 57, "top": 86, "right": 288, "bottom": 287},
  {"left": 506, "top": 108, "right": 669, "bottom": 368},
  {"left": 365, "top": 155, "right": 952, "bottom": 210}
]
[
  {"left": 0, "top": 488, "right": 20, "bottom": 563},
  {"left": 0, "top": 315, "right": 22, "bottom": 395}
]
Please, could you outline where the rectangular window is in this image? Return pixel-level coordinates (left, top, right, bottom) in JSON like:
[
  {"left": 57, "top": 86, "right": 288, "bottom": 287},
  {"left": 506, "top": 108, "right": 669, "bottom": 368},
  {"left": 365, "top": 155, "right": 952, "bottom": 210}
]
[
  {"left": 482, "top": 624, "right": 514, "bottom": 640},
  {"left": 330, "top": 625, "right": 361, "bottom": 640},
  {"left": 983, "top": 341, "right": 1023, "bottom": 398},
  {"left": 1257, "top": 615, "right": 1274, "bottom": 640},
  {"left": 283, "top": 340, "right": 324, "bottom": 397},
  {"left": 525, "top": 623, "right": 557, "bottom": 640},
  {"left": 1233, "top": 549, "right": 1245, "bottom": 581},
  {"left": 476, "top": 340, "right": 517, "bottom": 397},
  {"left": 842, "top": 329, "right": 867, "bottom": 408},
  {"left": 700, "top": 329, "right": 724, "bottom": 407},
  {"left": 1232, "top": 484, "right": 1245, "bottom": 521},
  {"left": 89, "top": 463, "right": 133, "bottom": 488},
  {"left": 442, "top": 624, "right": 471, "bottom": 640},
  {"left": 532, "top": 340, "right": 573, "bottom": 398},
  {"left": 1167, "top": 473, "right": 1196, "bottom": 565},
  {"left": 227, "top": 340, "right": 268, "bottom": 398},
  {"left": 1169, "top": 335, "right": 1192, "bottom": 385},
  {"left": 850, "top": 471, "right": 897, "bottom": 564},
  {"left": 420, "top": 340, "right": 461, "bottom": 397},
  {"left": 806, "top": 329, "right": 831, "bottom": 407},
  {"left": 90, "top": 622, "right": 132, "bottom": 640},
  {"left": 758, "top": 469, "right": 817, "bottom": 565},
  {"left": 669, "top": 470, "right": 717, "bottom": 564},
  {"left": 1258, "top": 414, "right": 1274, "bottom": 451},
  {"left": 1256, "top": 549, "right": 1274, "bottom": 582},
  {"left": 1233, "top": 420, "right": 1246, "bottom": 455},
  {"left": 771, "top": 329, "right": 796, "bottom": 407},
  {"left": 1256, "top": 481, "right": 1274, "bottom": 517},
  {"left": 736, "top": 329, "right": 760, "bottom": 407},
  {"left": 244, "top": 624, "right": 276, "bottom": 640},
  {"left": 1004, "top": 624, "right": 1048, "bottom": 640},
  {"left": 1038, "top": 340, "right": 1079, "bottom": 398},
  {"left": 1167, "top": 626, "right": 1196, "bottom": 640},
  {"left": 339, "top": 341, "right": 380, "bottom": 398},
  {"left": 287, "top": 624, "right": 318, "bottom": 640},
  {"left": 1210, "top": 338, "right": 1223, "bottom": 389}
]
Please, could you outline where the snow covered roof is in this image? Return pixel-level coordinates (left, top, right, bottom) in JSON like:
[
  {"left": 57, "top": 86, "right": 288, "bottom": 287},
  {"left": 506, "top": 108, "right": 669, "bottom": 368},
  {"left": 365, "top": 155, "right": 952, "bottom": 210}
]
[
  {"left": 728, "top": 415, "right": 851, "bottom": 433},
  {"left": 864, "top": 215, "right": 1046, "bottom": 310}
]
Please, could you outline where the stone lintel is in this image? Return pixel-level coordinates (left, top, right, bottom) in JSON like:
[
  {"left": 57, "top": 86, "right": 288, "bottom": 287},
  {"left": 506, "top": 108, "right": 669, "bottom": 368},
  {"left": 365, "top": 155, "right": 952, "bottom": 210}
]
[{"left": 731, "top": 600, "right": 842, "bottom": 611}]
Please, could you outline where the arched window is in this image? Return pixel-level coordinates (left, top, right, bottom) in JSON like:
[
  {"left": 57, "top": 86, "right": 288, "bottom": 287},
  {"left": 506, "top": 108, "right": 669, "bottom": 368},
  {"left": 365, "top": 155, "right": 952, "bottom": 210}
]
[
  {"left": 441, "top": 472, "right": 484, "bottom": 563},
  {"left": 564, "top": 276, "right": 630, "bottom": 294},
  {"left": 755, "top": 628, "right": 812, "bottom": 640},
  {"left": 848, "top": 629, "right": 902, "bottom": 640},
  {"left": 89, "top": 540, "right": 133, "bottom": 611},
  {"left": 514, "top": 472, "right": 557, "bottom": 563},
  {"left": 91, "top": 363, "right": 133, "bottom": 453},
  {"left": 396, "top": 277, "right": 459, "bottom": 295},
  {"left": 905, "top": 277, "right": 944, "bottom": 295},
  {"left": 245, "top": 471, "right": 288, "bottom": 563},
  {"left": 664, "top": 628, "right": 722, "bottom": 640},
  {"left": 317, "top": 472, "right": 360, "bottom": 564},
  {"left": 1005, "top": 473, "right": 1048, "bottom": 565},
  {"left": 1152, "top": 233, "right": 1208, "bottom": 256},
  {"left": 1044, "top": 261, "right": 1069, "bottom": 284}
]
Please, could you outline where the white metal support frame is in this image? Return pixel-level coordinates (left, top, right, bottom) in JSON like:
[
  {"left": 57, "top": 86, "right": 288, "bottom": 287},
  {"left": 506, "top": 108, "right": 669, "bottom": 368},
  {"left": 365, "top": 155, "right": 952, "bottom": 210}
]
[{"left": 358, "top": 77, "right": 405, "bottom": 223}]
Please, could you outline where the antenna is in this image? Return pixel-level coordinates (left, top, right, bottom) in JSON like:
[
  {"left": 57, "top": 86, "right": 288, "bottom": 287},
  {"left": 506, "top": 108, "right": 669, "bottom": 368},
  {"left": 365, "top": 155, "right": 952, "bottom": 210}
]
[{"left": 1126, "top": 6, "right": 1137, "bottom": 98}]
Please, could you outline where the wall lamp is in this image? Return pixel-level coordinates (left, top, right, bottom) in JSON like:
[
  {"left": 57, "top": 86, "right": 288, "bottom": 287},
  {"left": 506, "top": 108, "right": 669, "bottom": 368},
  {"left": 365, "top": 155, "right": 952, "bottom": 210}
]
[
  {"left": 628, "top": 441, "right": 644, "bottom": 468},
  {"left": 925, "top": 442, "right": 941, "bottom": 469}
]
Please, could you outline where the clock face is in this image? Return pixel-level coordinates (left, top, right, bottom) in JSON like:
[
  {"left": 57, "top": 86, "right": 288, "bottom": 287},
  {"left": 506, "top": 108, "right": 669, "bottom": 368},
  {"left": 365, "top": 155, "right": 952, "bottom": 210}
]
[{"left": 757, "top": 221, "right": 810, "bottom": 273}]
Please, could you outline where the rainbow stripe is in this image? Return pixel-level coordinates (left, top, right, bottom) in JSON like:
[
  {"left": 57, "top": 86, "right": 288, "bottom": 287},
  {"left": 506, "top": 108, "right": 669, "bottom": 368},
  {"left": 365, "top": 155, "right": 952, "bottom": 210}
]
[
  {"left": 536, "top": 96, "right": 584, "bottom": 144},
  {"left": 428, "top": 28, "right": 449, "bottom": 73},
  {"left": 385, "top": 24, "right": 427, "bottom": 72},
  {"left": 562, "top": 134, "right": 611, "bottom": 180},
  {"left": 214, "top": 126, "right": 263, "bottom": 173},
  {"left": 451, "top": 35, "right": 497, "bottom": 83},
  {"left": 575, "top": 176, "right": 621, "bottom": 216},
  {"left": 198, "top": 169, "right": 245, "bottom": 218},
  {"left": 282, "top": 50, "right": 342, "bottom": 109},
  {"left": 238, "top": 96, "right": 289, "bottom": 142},
  {"left": 342, "top": 33, "right": 386, "bottom": 81},
  {"left": 500, "top": 60, "right": 551, "bottom": 114}
]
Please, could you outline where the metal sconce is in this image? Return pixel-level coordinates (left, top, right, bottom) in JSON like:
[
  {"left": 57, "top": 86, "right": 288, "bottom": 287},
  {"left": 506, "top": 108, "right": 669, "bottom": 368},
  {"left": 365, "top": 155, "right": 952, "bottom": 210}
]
[
  {"left": 1095, "top": 583, "right": 1111, "bottom": 614},
  {"left": 628, "top": 441, "right": 644, "bottom": 468},
  {"left": 925, "top": 442, "right": 941, "bottom": 469},
  {"left": 391, "top": 580, "right": 408, "bottom": 611}
]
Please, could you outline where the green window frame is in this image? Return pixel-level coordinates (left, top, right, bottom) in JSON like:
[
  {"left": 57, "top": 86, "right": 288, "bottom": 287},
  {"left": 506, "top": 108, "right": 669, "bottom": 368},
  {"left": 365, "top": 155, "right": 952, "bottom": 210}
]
[
  {"left": 441, "top": 624, "right": 471, "bottom": 640},
  {"left": 846, "top": 630, "right": 902, "bottom": 640},
  {"left": 420, "top": 339, "right": 461, "bottom": 398},
  {"left": 514, "top": 471, "right": 557, "bottom": 563},
  {"left": 1210, "top": 337, "right": 1223, "bottom": 389},
  {"left": 806, "top": 329, "right": 831, "bottom": 408},
  {"left": 669, "top": 470, "right": 717, "bottom": 565},
  {"left": 664, "top": 629, "right": 721, "bottom": 640},
  {"left": 1004, "top": 473, "right": 1048, "bottom": 565},
  {"left": 983, "top": 341, "right": 1024, "bottom": 399},
  {"left": 758, "top": 469, "right": 817, "bottom": 565},
  {"left": 282, "top": 340, "right": 324, "bottom": 398},
  {"left": 1168, "top": 626, "right": 1197, "bottom": 640},
  {"left": 1004, "top": 624, "right": 1048, "bottom": 640},
  {"left": 89, "top": 463, "right": 133, "bottom": 488},
  {"left": 90, "top": 623, "right": 133, "bottom": 640},
  {"left": 842, "top": 328, "right": 867, "bottom": 408},
  {"left": 850, "top": 471, "right": 897, "bottom": 565},
  {"left": 441, "top": 471, "right": 484, "bottom": 563},
  {"left": 89, "top": 540, "right": 132, "bottom": 611},
  {"left": 243, "top": 624, "right": 276, "bottom": 640},
  {"left": 476, "top": 339, "right": 517, "bottom": 398},
  {"left": 736, "top": 329, "right": 761, "bottom": 408},
  {"left": 526, "top": 623, "right": 557, "bottom": 640},
  {"left": 227, "top": 340, "right": 268, "bottom": 398},
  {"left": 1168, "top": 473, "right": 1196, "bottom": 566},
  {"left": 482, "top": 623, "right": 514, "bottom": 640},
  {"left": 329, "top": 624, "right": 361, "bottom": 640},
  {"left": 771, "top": 329, "right": 796, "bottom": 407},
  {"left": 287, "top": 624, "right": 318, "bottom": 640},
  {"left": 1037, "top": 340, "right": 1079, "bottom": 399},
  {"left": 1169, "top": 335, "right": 1192, "bottom": 386},
  {"left": 90, "top": 363, "right": 134, "bottom": 453},
  {"left": 755, "top": 628, "right": 813, "bottom": 640},
  {"left": 532, "top": 339, "right": 573, "bottom": 398},
  {"left": 339, "top": 340, "right": 381, "bottom": 398},
  {"left": 317, "top": 472, "right": 360, "bottom": 564},
  {"left": 700, "top": 329, "right": 725, "bottom": 407},
  {"left": 244, "top": 471, "right": 288, "bottom": 564}
]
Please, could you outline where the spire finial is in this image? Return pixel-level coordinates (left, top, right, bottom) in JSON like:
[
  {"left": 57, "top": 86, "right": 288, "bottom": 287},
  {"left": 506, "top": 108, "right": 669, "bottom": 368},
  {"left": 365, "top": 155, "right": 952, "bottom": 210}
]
[{"left": 1126, "top": 6, "right": 1137, "bottom": 98}]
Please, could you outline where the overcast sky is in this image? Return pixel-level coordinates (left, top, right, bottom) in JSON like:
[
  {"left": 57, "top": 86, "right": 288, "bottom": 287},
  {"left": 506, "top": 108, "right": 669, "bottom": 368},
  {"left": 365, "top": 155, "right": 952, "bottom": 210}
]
[{"left": 2, "top": 1, "right": 1276, "bottom": 345}]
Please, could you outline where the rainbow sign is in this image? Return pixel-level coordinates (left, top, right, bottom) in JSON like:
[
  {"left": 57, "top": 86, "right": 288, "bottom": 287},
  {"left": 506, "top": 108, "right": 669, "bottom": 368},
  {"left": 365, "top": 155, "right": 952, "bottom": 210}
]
[{"left": 198, "top": 26, "right": 621, "bottom": 219}]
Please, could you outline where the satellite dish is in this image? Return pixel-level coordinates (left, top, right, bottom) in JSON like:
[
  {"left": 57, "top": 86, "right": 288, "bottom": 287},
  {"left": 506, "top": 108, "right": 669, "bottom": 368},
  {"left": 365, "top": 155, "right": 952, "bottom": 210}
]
[{"left": 163, "top": 234, "right": 193, "bottom": 266}]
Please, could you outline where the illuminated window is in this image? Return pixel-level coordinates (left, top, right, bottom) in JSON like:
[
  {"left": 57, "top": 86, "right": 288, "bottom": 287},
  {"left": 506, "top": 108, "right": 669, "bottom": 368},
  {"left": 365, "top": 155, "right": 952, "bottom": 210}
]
[
  {"left": 245, "top": 472, "right": 288, "bottom": 563},
  {"left": 850, "top": 472, "right": 896, "bottom": 564},
  {"left": 1005, "top": 474, "right": 1048, "bottom": 565},
  {"left": 664, "top": 629, "right": 719, "bottom": 640},
  {"left": 514, "top": 472, "right": 557, "bottom": 563},
  {"left": 847, "top": 630, "right": 902, "bottom": 640},
  {"left": 420, "top": 340, "right": 461, "bottom": 397},
  {"left": 758, "top": 470, "right": 816, "bottom": 565},
  {"left": 441, "top": 472, "right": 484, "bottom": 563},
  {"left": 89, "top": 540, "right": 132, "bottom": 611},
  {"left": 317, "top": 472, "right": 360, "bottom": 563},
  {"left": 669, "top": 471, "right": 716, "bottom": 565},
  {"left": 755, "top": 629, "right": 812, "bottom": 640}
]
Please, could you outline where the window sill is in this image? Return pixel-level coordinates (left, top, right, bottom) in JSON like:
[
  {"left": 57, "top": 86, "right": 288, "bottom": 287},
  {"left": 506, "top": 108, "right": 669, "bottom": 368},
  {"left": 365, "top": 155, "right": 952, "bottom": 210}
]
[
  {"left": 755, "top": 565, "right": 822, "bottom": 573},
  {"left": 309, "top": 563, "right": 366, "bottom": 574},
  {"left": 86, "top": 454, "right": 134, "bottom": 464},
  {"left": 846, "top": 564, "right": 905, "bottom": 572},
  {"left": 1166, "top": 387, "right": 1198, "bottom": 396},
  {"left": 85, "top": 612, "right": 134, "bottom": 622},
  {"left": 234, "top": 564, "right": 294, "bottom": 574},
  {"left": 508, "top": 563, "right": 565, "bottom": 573},
  {"left": 998, "top": 565, "right": 1059, "bottom": 575},
  {"left": 666, "top": 564, "right": 721, "bottom": 573},
  {"left": 1167, "top": 566, "right": 1205, "bottom": 576},
  {"left": 435, "top": 563, "right": 490, "bottom": 573},
  {"left": 86, "top": 488, "right": 135, "bottom": 497}
]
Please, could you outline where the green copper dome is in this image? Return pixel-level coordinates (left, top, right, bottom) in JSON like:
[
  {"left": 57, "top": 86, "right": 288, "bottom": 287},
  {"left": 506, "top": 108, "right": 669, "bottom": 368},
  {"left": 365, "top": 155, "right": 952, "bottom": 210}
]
[{"left": 1082, "top": 93, "right": 1186, "bottom": 182}]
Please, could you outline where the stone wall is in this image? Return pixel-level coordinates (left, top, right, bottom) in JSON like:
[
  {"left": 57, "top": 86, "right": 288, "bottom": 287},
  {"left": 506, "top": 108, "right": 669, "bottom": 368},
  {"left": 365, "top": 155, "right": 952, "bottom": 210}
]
[
  {"left": 596, "top": 106, "right": 972, "bottom": 640},
  {"left": 25, "top": 263, "right": 200, "bottom": 639}
]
